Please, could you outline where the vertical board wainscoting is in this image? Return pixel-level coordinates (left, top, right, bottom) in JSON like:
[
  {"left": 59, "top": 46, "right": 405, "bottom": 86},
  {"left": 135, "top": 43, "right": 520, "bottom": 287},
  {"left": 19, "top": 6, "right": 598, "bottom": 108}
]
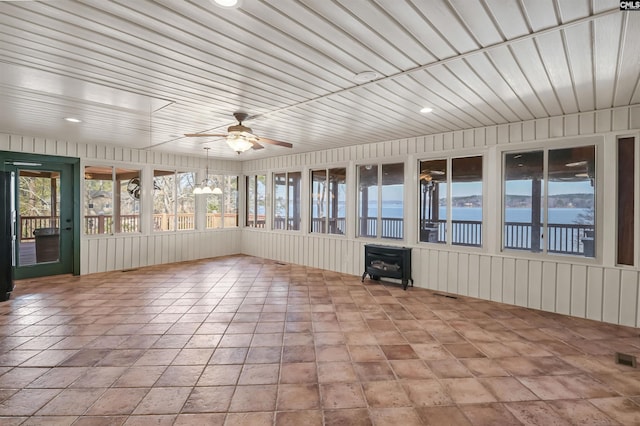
[
  {"left": 82, "top": 230, "right": 242, "bottom": 274},
  {"left": 241, "top": 106, "right": 640, "bottom": 327},
  {"left": 1, "top": 133, "right": 243, "bottom": 275}
]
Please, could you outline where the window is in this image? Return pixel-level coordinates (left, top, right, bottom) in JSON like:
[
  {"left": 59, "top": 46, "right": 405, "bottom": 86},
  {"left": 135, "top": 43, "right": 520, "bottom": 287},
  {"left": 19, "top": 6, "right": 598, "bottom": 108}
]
[
  {"left": 153, "top": 170, "right": 196, "bottom": 231},
  {"left": 452, "top": 157, "right": 482, "bottom": 246},
  {"left": 503, "top": 146, "right": 595, "bottom": 257},
  {"left": 358, "top": 163, "right": 404, "bottom": 239},
  {"left": 273, "top": 172, "right": 301, "bottom": 230},
  {"left": 205, "top": 175, "right": 238, "bottom": 229},
  {"left": 246, "top": 174, "right": 266, "bottom": 228},
  {"left": 311, "top": 168, "right": 346, "bottom": 234},
  {"left": 419, "top": 159, "right": 446, "bottom": 243},
  {"left": 84, "top": 166, "right": 140, "bottom": 234},
  {"left": 419, "top": 156, "right": 482, "bottom": 246}
]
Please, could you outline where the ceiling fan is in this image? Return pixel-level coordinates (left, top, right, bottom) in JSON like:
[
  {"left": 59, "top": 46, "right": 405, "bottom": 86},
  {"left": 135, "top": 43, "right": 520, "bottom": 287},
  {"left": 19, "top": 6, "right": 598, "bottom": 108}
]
[{"left": 184, "top": 112, "right": 293, "bottom": 154}]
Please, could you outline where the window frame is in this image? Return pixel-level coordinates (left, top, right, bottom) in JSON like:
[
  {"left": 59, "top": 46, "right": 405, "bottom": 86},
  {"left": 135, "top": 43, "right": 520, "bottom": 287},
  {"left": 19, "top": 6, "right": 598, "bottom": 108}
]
[
  {"left": 204, "top": 174, "right": 239, "bottom": 229},
  {"left": 245, "top": 174, "right": 266, "bottom": 229},
  {"left": 152, "top": 168, "right": 197, "bottom": 232},
  {"left": 418, "top": 154, "right": 484, "bottom": 247},
  {"left": 499, "top": 137, "right": 602, "bottom": 260},
  {"left": 356, "top": 161, "right": 405, "bottom": 241},
  {"left": 273, "top": 171, "right": 302, "bottom": 231},
  {"left": 83, "top": 163, "right": 142, "bottom": 236},
  {"left": 310, "top": 167, "right": 347, "bottom": 235}
]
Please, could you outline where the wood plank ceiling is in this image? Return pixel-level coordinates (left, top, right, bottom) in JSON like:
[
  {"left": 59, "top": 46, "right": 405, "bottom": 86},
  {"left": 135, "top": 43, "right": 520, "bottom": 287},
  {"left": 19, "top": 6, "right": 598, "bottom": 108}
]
[{"left": 0, "top": 0, "right": 637, "bottom": 160}]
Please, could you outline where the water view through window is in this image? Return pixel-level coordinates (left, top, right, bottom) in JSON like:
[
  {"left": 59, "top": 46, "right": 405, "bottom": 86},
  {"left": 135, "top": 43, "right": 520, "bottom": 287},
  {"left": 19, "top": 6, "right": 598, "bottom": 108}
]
[{"left": 503, "top": 146, "right": 595, "bottom": 257}]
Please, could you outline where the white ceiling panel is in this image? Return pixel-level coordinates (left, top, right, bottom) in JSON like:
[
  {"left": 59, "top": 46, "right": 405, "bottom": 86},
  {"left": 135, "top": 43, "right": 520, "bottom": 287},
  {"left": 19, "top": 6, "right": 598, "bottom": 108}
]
[{"left": 0, "top": 0, "right": 635, "bottom": 160}]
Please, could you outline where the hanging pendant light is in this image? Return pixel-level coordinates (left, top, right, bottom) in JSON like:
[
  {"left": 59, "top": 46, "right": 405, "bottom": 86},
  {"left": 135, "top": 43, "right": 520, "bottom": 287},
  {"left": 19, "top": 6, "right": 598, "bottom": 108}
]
[{"left": 194, "top": 147, "right": 213, "bottom": 195}]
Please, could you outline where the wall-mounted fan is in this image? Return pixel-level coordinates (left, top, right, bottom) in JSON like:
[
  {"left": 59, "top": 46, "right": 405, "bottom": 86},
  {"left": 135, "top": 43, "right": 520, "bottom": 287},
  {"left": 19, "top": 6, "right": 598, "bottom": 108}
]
[
  {"left": 126, "top": 177, "right": 141, "bottom": 200},
  {"left": 185, "top": 112, "right": 293, "bottom": 154}
]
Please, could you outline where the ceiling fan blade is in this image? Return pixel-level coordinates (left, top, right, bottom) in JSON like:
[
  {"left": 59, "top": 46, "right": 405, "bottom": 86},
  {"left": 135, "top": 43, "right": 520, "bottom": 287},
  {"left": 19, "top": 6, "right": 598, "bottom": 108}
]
[
  {"left": 184, "top": 133, "right": 228, "bottom": 137},
  {"left": 256, "top": 137, "right": 293, "bottom": 148},
  {"left": 251, "top": 141, "right": 264, "bottom": 150}
]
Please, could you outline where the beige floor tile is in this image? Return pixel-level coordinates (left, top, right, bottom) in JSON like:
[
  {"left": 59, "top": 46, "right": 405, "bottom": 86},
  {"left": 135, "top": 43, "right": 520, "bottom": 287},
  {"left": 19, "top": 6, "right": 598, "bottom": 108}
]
[
  {"left": 132, "top": 387, "right": 191, "bottom": 415},
  {"left": 277, "top": 384, "right": 320, "bottom": 410},
  {"left": 229, "top": 384, "right": 277, "bottom": 412},
  {"left": 2, "top": 255, "right": 639, "bottom": 425},
  {"left": 320, "top": 382, "right": 366, "bottom": 409},
  {"left": 86, "top": 388, "right": 149, "bottom": 415},
  {"left": 362, "top": 380, "right": 412, "bottom": 408},
  {"left": 36, "top": 388, "right": 104, "bottom": 415},
  {"left": 181, "top": 386, "right": 234, "bottom": 413}
]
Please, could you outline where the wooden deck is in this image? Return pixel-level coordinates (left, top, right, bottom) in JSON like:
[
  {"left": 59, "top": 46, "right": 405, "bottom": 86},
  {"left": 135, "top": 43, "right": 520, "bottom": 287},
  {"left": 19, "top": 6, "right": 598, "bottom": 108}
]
[{"left": 18, "top": 241, "right": 36, "bottom": 266}]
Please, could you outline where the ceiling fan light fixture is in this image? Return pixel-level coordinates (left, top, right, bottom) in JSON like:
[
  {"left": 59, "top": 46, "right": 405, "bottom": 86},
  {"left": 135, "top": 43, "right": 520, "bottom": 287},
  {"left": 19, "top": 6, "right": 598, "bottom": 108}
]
[
  {"left": 226, "top": 132, "right": 254, "bottom": 153},
  {"left": 420, "top": 107, "right": 433, "bottom": 114}
]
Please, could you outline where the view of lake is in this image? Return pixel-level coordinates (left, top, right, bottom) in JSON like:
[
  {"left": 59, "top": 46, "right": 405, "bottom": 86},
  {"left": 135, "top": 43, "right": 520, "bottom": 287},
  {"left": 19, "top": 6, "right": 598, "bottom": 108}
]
[{"left": 364, "top": 204, "right": 591, "bottom": 224}]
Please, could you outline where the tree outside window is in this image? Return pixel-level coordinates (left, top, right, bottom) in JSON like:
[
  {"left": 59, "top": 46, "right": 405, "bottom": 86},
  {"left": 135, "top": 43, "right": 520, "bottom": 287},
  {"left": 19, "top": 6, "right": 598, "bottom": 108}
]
[
  {"left": 246, "top": 174, "right": 266, "bottom": 228},
  {"left": 84, "top": 166, "right": 140, "bottom": 235},
  {"left": 311, "top": 168, "right": 346, "bottom": 235},
  {"left": 205, "top": 175, "right": 238, "bottom": 229},
  {"left": 153, "top": 170, "right": 196, "bottom": 231}
]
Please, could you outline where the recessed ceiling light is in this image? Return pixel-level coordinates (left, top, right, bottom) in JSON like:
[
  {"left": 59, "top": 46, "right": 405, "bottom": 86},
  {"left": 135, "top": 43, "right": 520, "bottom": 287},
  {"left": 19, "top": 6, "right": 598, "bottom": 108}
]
[
  {"left": 353, "top": 71, "right": 378, "bottom": 83},
  {"left": 212, "top": 0, "right": 242, "bottom": 9},
  {"left": 420, "top": 107, "right": 433, "bottom": 114},
  {"left": 64, "top": 117, "right": 82, "bottom": 123}
]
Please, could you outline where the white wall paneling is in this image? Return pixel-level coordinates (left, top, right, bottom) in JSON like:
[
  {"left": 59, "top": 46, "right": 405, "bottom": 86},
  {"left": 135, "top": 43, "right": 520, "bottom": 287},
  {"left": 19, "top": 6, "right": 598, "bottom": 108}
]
[
  {"left": 240, "top": 106, "right": 640, "bottom": 327},
  {"left": 4, "top": 105, "right": 640, "bottom": 326},
  {"left": 1, "top": 133, "right": 243, "bottom": 275}
]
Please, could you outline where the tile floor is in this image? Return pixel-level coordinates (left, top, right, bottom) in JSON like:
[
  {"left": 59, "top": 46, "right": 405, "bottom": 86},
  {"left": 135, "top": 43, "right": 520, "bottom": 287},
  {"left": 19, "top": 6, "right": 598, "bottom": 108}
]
[{"left": 1, "top": 254, "right": 640, "bottom": 425}]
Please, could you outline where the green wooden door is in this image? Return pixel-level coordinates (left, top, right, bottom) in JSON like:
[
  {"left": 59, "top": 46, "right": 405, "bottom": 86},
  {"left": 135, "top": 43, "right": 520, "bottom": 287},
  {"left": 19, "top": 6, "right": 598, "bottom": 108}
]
[{"left": 3, "top": 155, "right": 78, "bottom": 279}]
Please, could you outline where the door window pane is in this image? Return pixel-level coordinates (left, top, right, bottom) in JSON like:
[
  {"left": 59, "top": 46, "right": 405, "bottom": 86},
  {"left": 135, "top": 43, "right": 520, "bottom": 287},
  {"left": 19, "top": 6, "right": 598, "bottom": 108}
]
[{"left": 20, "top": 170, "right": 60, "bottom": 265}]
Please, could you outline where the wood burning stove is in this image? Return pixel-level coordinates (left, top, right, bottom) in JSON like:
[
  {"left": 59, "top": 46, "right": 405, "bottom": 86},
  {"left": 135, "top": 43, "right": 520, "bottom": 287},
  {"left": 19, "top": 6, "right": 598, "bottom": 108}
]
[{"left": 361, "top": 244, "right": 413, "bottom": 290}]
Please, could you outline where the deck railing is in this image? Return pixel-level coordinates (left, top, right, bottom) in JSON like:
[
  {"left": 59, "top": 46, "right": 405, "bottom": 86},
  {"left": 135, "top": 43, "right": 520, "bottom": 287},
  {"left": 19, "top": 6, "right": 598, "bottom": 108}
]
[
  {"left": 20, "top": 215, "right": 595, "bottom": 256},
  {"left": 20, "top": 216, "right": 59, "bottom": 241},
  {"left": 504, "top": 222, "right": 594, "bottom": 255},
  {"left": 310, "top": 218, "right": 347, "bottom": 234}
]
